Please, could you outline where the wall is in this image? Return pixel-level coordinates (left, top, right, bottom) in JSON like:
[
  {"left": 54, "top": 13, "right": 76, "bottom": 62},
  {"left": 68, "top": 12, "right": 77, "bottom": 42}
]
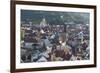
[{"left": 0, "top": 0, "right": 100, "bottom": 73}]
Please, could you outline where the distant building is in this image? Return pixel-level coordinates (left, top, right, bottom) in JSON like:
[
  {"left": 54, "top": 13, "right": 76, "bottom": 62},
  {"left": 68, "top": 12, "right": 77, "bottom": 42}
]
[
  {"left": 40, "top": 18, "right": 49, "bottom": 27},
  {"left": 29, "top": 21, "right": 32, "bottom": 27}
]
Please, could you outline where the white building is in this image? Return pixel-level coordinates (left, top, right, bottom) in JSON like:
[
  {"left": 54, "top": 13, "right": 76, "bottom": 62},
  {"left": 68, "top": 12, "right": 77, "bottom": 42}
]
[{"left": 40, "top": 18, "right": 49, "bottom": 27}]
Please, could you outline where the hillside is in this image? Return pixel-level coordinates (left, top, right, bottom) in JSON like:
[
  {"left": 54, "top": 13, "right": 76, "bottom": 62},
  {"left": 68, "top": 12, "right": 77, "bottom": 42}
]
[{"left": 21, "top": 10, "right": 90, "bottom": 25}]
